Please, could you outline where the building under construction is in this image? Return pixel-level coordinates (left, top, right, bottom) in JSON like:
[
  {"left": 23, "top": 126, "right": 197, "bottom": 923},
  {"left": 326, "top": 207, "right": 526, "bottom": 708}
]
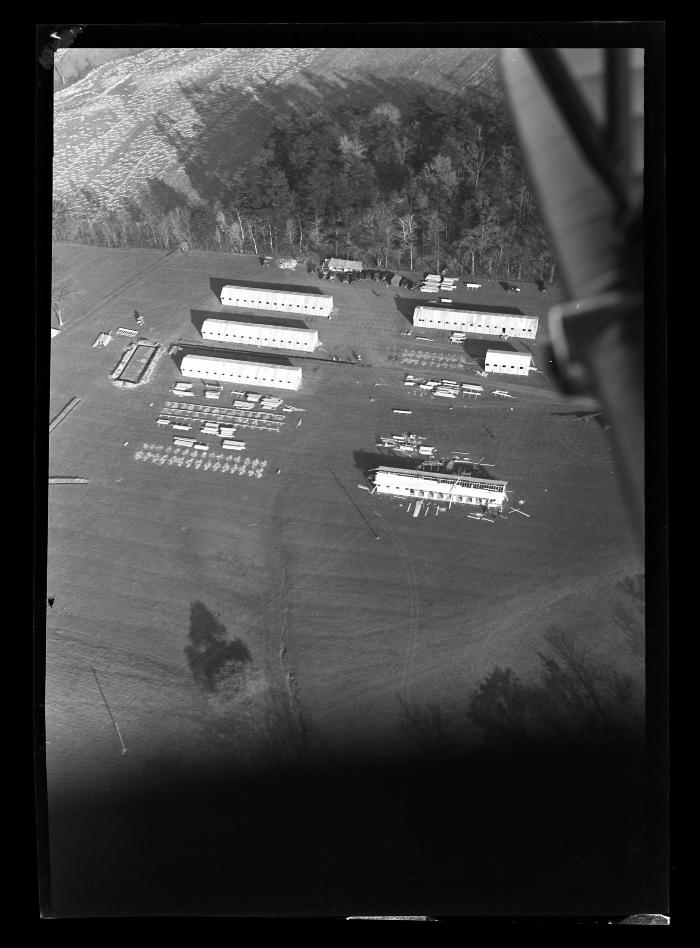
[
  {"left": 372, "top": 467, "right": 508, "bottom": 509},
  {"left": 181, "top": 353, "right": 302, "bottom": 391},
  {"left": 413, "top": 304, "right": 539, "bottom": 339},
  {"left": 220, "top": 285, "right": 333, "bottom": 318},
  {"left": 201, "top": 318, "right": 319, "bottom": 352}
]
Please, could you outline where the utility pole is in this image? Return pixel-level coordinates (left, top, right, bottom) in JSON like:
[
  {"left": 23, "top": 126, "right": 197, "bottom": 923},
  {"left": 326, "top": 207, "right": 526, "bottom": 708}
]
[{"left": 91, "top": 666, "right": 128, "bottom": 755}]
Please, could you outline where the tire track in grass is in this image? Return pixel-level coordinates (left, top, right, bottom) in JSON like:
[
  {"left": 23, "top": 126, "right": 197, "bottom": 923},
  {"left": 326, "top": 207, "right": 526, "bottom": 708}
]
[{"left": 371, "top": 509, "right": 421, "bottom": 703}]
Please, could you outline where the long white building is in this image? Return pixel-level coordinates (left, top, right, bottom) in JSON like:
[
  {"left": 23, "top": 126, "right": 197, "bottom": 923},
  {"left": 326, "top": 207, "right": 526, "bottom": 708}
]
[
  {"left": 220, "top": 284, "right": 333, "bottom": 318},
  {"left": 413, "top": 305, "right": 538, "bottom": 339},
  {"left": 181, "top": 353, "right": 302, "bottom": 390},
  {"left": 484, "top": 349, "right": 533, "bottom": 375},
  {"left": 373, "top": 467, "right": 508, "bottom": 508},
  {"left": 201, "top": 318, "right": 319, "bottom": 352}
]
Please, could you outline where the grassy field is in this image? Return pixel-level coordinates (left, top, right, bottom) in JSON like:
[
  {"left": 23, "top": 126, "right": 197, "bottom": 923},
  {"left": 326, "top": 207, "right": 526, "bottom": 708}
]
[{"left": 47, "top": 245, "right": 643, "bottom": 793}]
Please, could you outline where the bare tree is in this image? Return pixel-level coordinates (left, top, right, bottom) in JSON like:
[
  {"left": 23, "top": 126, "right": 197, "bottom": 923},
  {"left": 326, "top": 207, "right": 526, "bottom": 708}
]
[
  {"left": 285, "top": 216, "right": 298, "bottom": 253},
  {"left": 51, "top": 258, "right": 75, "bottom": 327},
  {"left": 397, "top": 213, "right": 417, "bottom": 271},
  {"left": 465, "top": 124, "right": 493, "bottom": 191}
]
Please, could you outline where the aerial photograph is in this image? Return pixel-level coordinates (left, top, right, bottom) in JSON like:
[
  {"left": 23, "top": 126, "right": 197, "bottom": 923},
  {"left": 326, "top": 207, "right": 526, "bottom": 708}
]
[{"left": 38, "top": 29, "right": 665, "bottom": 921}]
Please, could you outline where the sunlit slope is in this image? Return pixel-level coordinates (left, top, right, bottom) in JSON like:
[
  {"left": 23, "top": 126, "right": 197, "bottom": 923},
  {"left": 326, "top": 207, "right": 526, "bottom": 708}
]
[{"left": 53, "top": 47, "right": 498, "bottom": 209}]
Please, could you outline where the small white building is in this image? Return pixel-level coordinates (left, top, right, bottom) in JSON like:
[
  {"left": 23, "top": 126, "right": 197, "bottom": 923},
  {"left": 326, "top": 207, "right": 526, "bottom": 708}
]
[
  {"left": 413, "top": 305, "right": 538, "bottom": 339},
  {"left": 484, "top": 350, "right": 532, "bottom": 376},
  {"left": 201, "top": 318, "right": 318, "bottom": 352},
  {"left": 373, "top": 466, "right": 508, "bottom": 509},
  {"left": 325, "top": 257, "right": 364, "bottom": 272},
  {"left": 220, "top": 285, "right": 333, "bottom": 318},
  {"left": 181, "top": 353, "right": 302, "bottom": 391}
]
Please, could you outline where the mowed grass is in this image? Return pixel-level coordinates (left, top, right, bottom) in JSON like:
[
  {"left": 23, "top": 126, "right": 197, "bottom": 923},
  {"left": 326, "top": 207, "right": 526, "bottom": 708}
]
[{"left": 47, "top": 245, "right": 643, "bottom": 782}]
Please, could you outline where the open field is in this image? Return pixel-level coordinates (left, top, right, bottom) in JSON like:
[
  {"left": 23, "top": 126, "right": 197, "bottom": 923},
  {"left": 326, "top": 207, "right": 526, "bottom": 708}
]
[{"left": 47, "top": 244, "right": 643, "bottom": 794}]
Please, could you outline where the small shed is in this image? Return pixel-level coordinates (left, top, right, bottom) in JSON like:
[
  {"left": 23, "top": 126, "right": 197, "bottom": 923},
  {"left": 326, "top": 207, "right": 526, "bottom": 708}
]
[{"left": 325, "top": 257, "right": 364, "bottom": 272}]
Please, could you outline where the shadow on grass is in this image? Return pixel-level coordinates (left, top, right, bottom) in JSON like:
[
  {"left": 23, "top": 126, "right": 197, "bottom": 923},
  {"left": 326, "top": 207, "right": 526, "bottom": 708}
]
[
  {"left": 352, "top": 449, "right": 422, "bottom": 477},
  {"left": 550, "top": 409, "right": 610, "bottom": 429},
  {"left": 393, "top": 294, "right": 420, "bottom": 325},
  {"left": 462, "top": 338, "right": 518, "bottom": 369},
  {"left": 185, "top": 601, "right": 251, "bottom": 692},
  {"left": 170, "top": 344, "right": 294, "bottom": 373}
]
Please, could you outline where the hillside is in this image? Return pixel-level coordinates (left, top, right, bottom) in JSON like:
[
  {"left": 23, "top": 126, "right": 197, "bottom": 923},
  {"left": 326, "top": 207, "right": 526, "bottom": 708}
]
[
  {"left": 53, "top": 47, "right": 499, "bottom": 210},
  {"left": 53, "top": 47, "right": 141, "bottom": 89}
]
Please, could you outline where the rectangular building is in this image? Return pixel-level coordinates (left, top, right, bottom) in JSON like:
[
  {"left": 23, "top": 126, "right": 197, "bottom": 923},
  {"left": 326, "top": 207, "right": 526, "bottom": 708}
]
[
  {"left": 373, "top": 466, "right": 508, "bottom": 508},
  {"left": 201, "top": 318, "right": 318, "bottom": 352},
  {"left": 484, "top": 350, "right": 532, "bottom": 375},
  {"left": 413, "top": 305, "right": 538, "bottom": 339},
  {"left": 325, "top": 257, "right": 364, "bottom": 272},
  {"left": 220, "top": 284, "right": 332, "bottom": 318},
  {"left": 181, "top": 353, "right": 302, "bottom": 391}
]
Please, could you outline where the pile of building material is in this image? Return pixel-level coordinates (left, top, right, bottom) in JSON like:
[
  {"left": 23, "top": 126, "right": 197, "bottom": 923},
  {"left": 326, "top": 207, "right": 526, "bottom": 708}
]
[
  {"left": 93, "top": 331, "right": 112, "bottom": 348},
  {"left": 277, "top": 258, "right": 298, "bottom": 269},
  {"left": 376, "top": 431, "right": 436, "bottom": 457},
  {"left": 404, "top": 374, "right": 484, "bottom": 399},
  {"left": 260, "top": 395, "right": 283, "bottom": 410},
  {"left": 419, "top": 273, "right": 442, "bottom": 292},
  {"left": 419, "top": 273, "right": 458, "bottom": 292},
  {"left": 171, "top": 381, "right": 195, "bottom": 396}
]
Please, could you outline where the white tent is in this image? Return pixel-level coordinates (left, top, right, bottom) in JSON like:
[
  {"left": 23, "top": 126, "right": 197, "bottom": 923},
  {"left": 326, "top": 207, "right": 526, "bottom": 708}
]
[
  {"left": 221, "top": 285, "right": 332, "bottom": 318},
  {"left": 201, "top": 318, "right": 318, "bottom": 352},
  {"left": 413, "top": 305, "right": 538, "bottom": 339},
  {"left": 181, "top": 354, "right": 302, "bottom": 391},
  {"left": 484, "top": 350, "right": 533, "bottom": 375}
]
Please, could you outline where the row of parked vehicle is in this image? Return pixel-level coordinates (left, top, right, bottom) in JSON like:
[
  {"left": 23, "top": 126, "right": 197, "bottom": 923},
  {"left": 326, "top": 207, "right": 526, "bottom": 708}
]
[{"left": 316, "top": 267, "right": 417, "bottom": 289}]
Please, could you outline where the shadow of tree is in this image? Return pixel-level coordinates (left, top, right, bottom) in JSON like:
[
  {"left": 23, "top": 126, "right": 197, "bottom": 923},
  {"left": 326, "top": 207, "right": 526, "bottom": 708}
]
[
  {"left": 149, "top": 66, "right": 501, "bottom": 209},
  {"left": 466, "top": 627, "right": 644, "bottom": 749},
  {"left": 185, "top": 601, "right": 251, "bottom": 692}
]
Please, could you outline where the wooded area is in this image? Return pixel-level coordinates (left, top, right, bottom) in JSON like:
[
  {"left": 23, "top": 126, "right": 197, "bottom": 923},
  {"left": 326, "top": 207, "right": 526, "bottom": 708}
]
[{"left": 52, "top": 89, "right": 556, "bottom": 283}]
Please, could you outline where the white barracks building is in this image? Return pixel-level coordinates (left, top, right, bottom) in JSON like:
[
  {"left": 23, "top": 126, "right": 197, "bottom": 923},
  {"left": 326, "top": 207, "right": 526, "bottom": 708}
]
[
  {"left": 413, "top": 304, "right": 538, "bottom": 339},
  {"left": 484, "top": 349, "right": 533, "bottom": 375},
  {"left": 220, "top": 285, "right": 333, "bottom": 318},
  {"left": 181, "top": 353, "right": 302, "bottom": 390},
  {"left": 373, "top": 467, "right": 508, "bottom": 509},
  {"left": 201, "top": 318, "right": 319, "bottom": 352}
]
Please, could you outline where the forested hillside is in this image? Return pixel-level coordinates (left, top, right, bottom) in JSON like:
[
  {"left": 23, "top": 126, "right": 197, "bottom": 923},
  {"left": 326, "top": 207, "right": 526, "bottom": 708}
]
[{"left": 53, "top": 55, "right": 555, "bottom": 282}]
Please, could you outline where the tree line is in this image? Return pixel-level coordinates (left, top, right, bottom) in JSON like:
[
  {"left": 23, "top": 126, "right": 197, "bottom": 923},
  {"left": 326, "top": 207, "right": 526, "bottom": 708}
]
[{"left": 53, "top": 89, "right": 557, "bottom": 283}]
